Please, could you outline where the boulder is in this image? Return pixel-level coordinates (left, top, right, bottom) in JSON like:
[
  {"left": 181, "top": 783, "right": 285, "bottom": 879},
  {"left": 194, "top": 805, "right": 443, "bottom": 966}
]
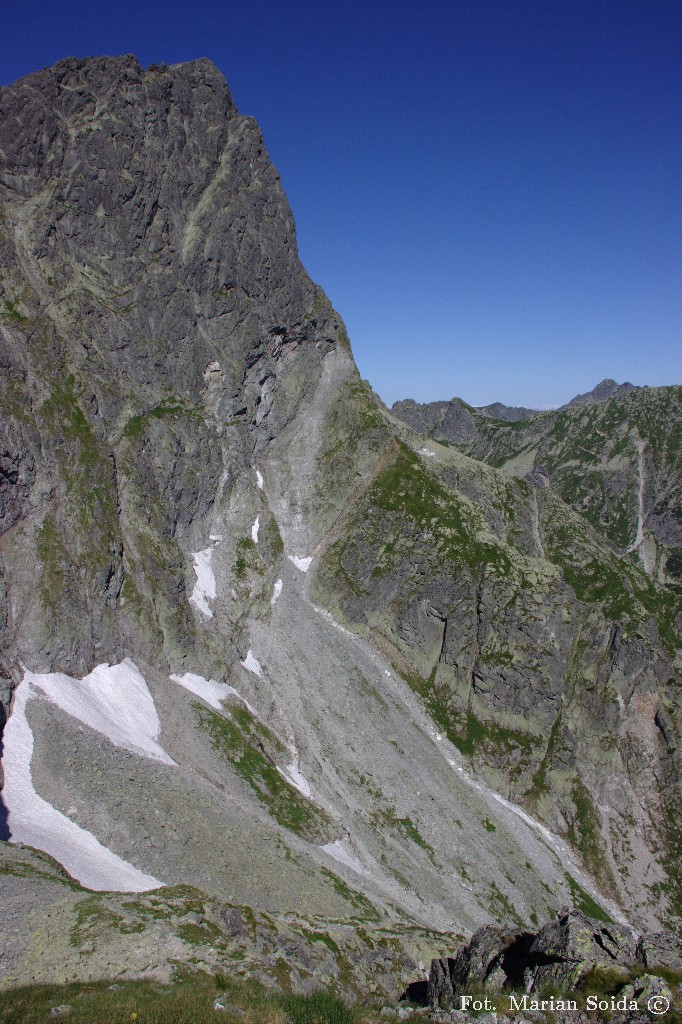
[
  {"left": 529, "top": 908, "right": 640, "bottom": 989},
  {"left": 450, "top": 926, "right": 530, "bottom": 992},
  {"left": 637, "top": 932, "right": 682, "bottom": 973}
]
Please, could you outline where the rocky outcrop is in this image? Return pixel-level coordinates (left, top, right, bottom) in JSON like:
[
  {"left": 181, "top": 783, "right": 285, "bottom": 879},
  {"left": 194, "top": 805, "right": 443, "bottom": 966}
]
[
  {"left": 0, "top": 843, "right": 444, "bottom": 996},
  {"left": 638, "top": 932, "right": 682, "bottom": 973},
  {"left": 427, "top": 909, "right": 682, "bottom": 1006}
]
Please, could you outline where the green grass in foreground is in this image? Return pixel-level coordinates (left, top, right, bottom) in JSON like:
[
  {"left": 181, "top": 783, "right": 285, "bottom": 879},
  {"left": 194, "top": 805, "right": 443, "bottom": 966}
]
[
  {"left": 0, "top": 975, "right": 362, "bottom": 1024},
  {"left": 3, "top": 967, "right": 682, "bottom": 1024}
]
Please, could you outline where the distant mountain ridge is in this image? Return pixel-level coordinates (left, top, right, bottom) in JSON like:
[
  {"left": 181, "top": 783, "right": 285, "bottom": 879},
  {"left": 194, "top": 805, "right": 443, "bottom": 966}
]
[
  {"left": 393, "top": 378, "right": 643, "bottom": 430},
  {"left": 391, "top": 380, "right": 681, "bottom": 591}
]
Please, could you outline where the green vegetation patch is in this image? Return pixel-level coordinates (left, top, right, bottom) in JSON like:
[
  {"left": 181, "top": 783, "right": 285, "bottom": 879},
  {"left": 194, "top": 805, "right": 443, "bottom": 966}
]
[
  {"left": 37, "top": 375, "right": 122, "bottom": 612},
  {"left": 364, "top": 445, "right": 513, "bottom": 574},
  {"left": 233, "top": 535, "right": 265, "bottom": 580},
  {"left": 194, "top": 704, "right": 332, "bottom": 842},
  {"left": 451, "top": 708, "right": 538, "bottom": 771},
  {"left": 35, "top": 513, "right": 75, "bottom": 613},
  {"left": 564, "top": 875, "right": 614, "bottom": 924},
  {"left": 487, "top": 881, "right": 523, "bottom": 926},
  {"left": 650, "top": 783, "right": 682, "bottom": 928},
  {"left": 564, "top": 778, "right": 619, "bottom": 900},
  {"left": 372, "top": 808, "right": 433, "bottom": 854},
  {"left": 1, "top": 298, "right": 29, "bottom": 326},
  {"left": 283, "top": 989, "right": 355, "bottom": 1024},
  {"left": 541, "top": 493, "right": 681, "bottom": 656},
  {"left": 123, "top": 397, "right": 200, "bottom": 438},
  {"left": 0, "top": 974, "right": 304, "bottom": 1024},
  {"left": 176, "top": 920, "right": 224, "bottom": 946},
  {"left": 70, "top": 895, "right": 148, "bottom": 947},
  {"left": 319, "top": 868, "right": 380, "bottom": 920}
]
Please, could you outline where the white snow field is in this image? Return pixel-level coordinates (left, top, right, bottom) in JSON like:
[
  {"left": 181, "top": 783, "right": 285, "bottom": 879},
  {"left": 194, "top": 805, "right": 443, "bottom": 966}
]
[
  {"left": 189, "top": 546, "right": 217, "bottom": 618},
  {"left": 277, "top": 762, "right": 312, "bottom": 799},
  {"left": 320, "top": 839, "right": 365, "bottom": 875},
  {"left": 170, "top": 671, "right": 256, "bottom": 714},
  {"left": 240, "top": 650, "right": 263, "bottom": 678},
  {"left": 2, "top": 673, "right": 164, "bottom": 892},
  {"left": 271, "top": 579, "right": 283, "bottom": 605},
  {"left": 287, "top": 554, "right": 313, "bottom": 572},
  {"left": 27, "top": 659, "right": 175, "bottom": 764},
  {"left": 251, "top": 516, "right": 260, "bottom": 543}
]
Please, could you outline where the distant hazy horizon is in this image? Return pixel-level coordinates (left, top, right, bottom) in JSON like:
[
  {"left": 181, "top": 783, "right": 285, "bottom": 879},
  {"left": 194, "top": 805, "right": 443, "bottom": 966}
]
[{"left": 4, "top": 0, "right": 680, "bottom": 410}]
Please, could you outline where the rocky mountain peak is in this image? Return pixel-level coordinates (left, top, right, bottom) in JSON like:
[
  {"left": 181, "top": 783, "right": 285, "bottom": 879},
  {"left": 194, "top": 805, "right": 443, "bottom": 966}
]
[{"left": 565, "top": 378, "right": 640, "bottom": 407}]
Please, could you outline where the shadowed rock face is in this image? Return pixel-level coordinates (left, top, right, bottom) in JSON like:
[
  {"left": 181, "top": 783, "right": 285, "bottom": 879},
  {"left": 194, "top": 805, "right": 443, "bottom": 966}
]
[{"left": 0, "top": 56, "right": 681, "bottom": 994}]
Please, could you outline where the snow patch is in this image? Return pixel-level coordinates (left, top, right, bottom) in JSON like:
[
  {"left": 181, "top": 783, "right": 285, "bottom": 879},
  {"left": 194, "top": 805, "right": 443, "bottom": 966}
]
[
  {"left": 171, "top": 671, "right": 256, "bottom": 715},
  {"left": 255, "top": 468, "right": 264, "bottom": 490},
  {"left": 2, "top": 674, "right": 164, "bottom": 892},
  {"left": 271, "top": 579, "right": 283, "bottom": 605},
  {"left": 320, "top": 840, "right": 364, "bottom": 875},
  {"left": 209, "top": 534, "right": 223, "bottom": 542},
  {"left": 170, "top": 671, "right": 256, "bottom": 714},
  {"left": 288, "top": 554, "right": 313, "bottom": 572},
  {"left": 240, "top": 650, "right": 263, "bottom": 678},
  {"left": 278, "top": 762, "right": 312, "bottom": 800},
  {"left": 251, "top": 516, "right": 260, "bottom": 544},
  {"left": 309, "top": 600, "right": 354, "bottom": 638},
  {"left": 189, "top": 546, "right": 216, "bottom": 618},
  {"left": 27, "top": 660, "right": 175, "bottom": 765},
  {"left": 627, "top": 437, "right": 652, "bottom": 575},
  {"left": 419, "top": 446, "right": 435, "bottom": 458}
]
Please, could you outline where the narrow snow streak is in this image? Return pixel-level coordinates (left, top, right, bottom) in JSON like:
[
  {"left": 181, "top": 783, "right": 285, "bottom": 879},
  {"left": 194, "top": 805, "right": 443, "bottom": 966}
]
[
  {"left": 531, "top": 489, "right": 546, "bottom": 560},
  {"left": 443, "top": 754, "right": 628, "bottom": 926},
  {"left": 170, "top": 672, "right": 256, "bottom": 714},
  {"left": 255, "top": 468, "right": 264, "bottom": 490},
  {"left": 2, "top": 676, "right": 164, "bottom": 892},
  {"left": 288, "top": 554, "right": 313, "bottom": 573},
  {"left": 271, "top": 579, "right": 283, "bottom": 605},
  {"left": 27, "top": 660, "right": 175, "bottom": 765},
  {"left": 627, "top": 437, "right": 646, "bottom": 555},
  {"left": 251, "top": 516, "right": 260, "bottom": 544},
  {"left": 189, "top": 546, "right": 216, "bottom": 618},
  {"left": 305, "top": 592, "right": 626, "bottom": 925},
  {"left": 320, "top": 839, "right": 365, "bottom": 875},
  {"left": 240, "top": 650, "right": 263, "bottom": 678},
  {"left": 278, "top": 762, "right": 312, "bottom": 799}
]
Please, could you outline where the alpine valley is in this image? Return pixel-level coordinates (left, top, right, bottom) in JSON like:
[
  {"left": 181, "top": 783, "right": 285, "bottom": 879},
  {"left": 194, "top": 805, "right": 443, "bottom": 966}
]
[{"left": 0, "top": 56, "right": 680, "bottom": 997}]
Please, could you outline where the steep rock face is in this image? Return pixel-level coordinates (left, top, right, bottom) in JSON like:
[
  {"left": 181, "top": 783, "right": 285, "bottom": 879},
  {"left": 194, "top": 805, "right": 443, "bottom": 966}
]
[
  {"left": 0, "top": 55, "right": 680, "bottom": 992},
  {"left": 0, "top": 55, "right": 349, "bottom": 686},
  {"left": 311, "top": 410, "right": 682, "bottom": 929}
]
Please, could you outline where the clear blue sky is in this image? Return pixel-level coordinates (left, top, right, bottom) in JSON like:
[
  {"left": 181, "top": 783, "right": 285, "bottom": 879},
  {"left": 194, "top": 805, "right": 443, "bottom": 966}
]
[{"left": 3, "top": 1, "right": 681, "bottom": 408}]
